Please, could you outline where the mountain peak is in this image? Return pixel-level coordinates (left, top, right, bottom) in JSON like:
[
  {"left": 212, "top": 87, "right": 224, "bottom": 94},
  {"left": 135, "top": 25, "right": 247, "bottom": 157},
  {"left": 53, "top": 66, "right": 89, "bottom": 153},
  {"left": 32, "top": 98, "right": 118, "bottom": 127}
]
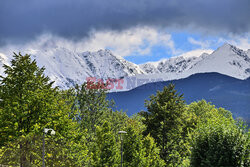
[
  {"left": 212, "top": 43, "right": 244, "bottom": 57},
  {"left": 95, "top": 49, "right": 126, "bottom": 60},
  {"left": 97, "top": 49, "right": 112, "bottom": 54},
  {"left": 218, "top": 43, "right": 244, "bottom": 52},
  {"left": 218, "top": 42, "right": 234, "bottom": 50}
]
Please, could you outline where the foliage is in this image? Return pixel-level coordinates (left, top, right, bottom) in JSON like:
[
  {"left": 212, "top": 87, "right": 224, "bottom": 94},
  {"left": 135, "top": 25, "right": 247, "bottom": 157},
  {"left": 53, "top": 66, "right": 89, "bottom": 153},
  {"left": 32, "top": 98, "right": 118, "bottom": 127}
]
[
  {"left": 74, "top": 82, "right": 113, "bottom": 136},
  {"left": 73, "top": 83, "right": 128, "bottom": 166},
  {"left": 122, "top": 115, "right": 165, "bottom": 167},
  {"left": 143, "top": 134, "right": 166, "bottom": 167},
  {"left": 0, "top": 53, "right": 86, "bottom": 166},
  {"left": 123, "top": 118, "right": 145, "bottom": 167},
  {"left": 140, "top": 83, "right": 190, "bottom": 166},
  {"left": 188, "top": 100, "right": 250, "bottom": 167},
  {"left": 187, "top": 100, "right": 233, "bottom": 124},
  {"left": 92, "top": 121, "right": 119, "bottom": 167},
  {"left": 190, "top": 116, "right": 249, "bottom": 166}
]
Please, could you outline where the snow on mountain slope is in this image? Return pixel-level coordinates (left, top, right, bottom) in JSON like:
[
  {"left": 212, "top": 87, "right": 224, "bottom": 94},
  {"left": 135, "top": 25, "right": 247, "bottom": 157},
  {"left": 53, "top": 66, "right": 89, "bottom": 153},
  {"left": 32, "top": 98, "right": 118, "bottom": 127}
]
[
  {"left": 139, "top": 50, "right": 211, "bottom": 74},
  {"left": 0, "top": 43, "right": 249, "bottom": 91},
  {"left": 124, "top": 43, "right": 250, "bottom": 91},
  {"left": 187, "top": 43, "right": 250, "bottom": 79},
  {"left": 140, "top": 43, "right": 250, "bottom": 79},
  {"left": 0, "top": 48, "right": 144, "bottom": 89}
]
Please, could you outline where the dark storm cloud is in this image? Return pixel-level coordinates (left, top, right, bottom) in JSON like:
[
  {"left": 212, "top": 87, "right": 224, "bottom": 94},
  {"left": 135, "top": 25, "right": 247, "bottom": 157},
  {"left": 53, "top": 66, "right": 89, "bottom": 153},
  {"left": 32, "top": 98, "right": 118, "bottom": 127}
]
[{"left": 0, "top": 0, "right": 250, "bottom": 43}]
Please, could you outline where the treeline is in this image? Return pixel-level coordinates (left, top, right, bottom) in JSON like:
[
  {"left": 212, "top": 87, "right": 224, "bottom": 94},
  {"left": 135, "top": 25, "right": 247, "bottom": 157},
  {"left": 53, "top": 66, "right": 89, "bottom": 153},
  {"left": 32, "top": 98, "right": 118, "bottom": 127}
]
[{"left": 0, "top": 53, "right": 249, "bottom": 167}]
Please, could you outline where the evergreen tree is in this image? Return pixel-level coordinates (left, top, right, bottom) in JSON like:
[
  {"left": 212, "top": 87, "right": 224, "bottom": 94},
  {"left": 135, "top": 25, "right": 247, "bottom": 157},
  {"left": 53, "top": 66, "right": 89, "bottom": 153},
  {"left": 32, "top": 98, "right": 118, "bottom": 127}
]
[
  {"left": 140, "top": 83, "right": 188, "bottom": 166},
  {"left": 143, "top": 135, "right": 166, "bottom": 167},
  {"left": 123, "top": 118, "right": 145, "bottom": 167},
  {"left": 123, "top": 115, "right": 165, "bottom": 167},
  {"left": 92, "top": 121, "right": 119, "bottom": 167},
  {"left": 0, "top": 53, "right": 82, "bottom": 166},
  {"left": 74, "top": 82, "right": 112, "bottom": 136},
  {"left": 73, "top": 81, "right": 131, "bottom": 166}
]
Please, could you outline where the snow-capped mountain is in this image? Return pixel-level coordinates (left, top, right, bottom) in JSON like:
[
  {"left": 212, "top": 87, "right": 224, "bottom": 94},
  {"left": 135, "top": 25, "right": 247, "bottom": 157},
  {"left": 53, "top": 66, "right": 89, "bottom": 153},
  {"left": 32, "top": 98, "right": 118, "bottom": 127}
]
[
  {"left": 140, "top": 43, "right": 250, "bottom": 80},
  {"left": 0, "top": 48, "right": 144, "bottom": 89},
  {"left": 0, "top": 43, "right": 249, "bottom": 90},
  {"left": 187, "top": 43, "right": 250, "bottom": 79},
  {"left": 139, "top": 52, "right": 210, "bottom": 74}
]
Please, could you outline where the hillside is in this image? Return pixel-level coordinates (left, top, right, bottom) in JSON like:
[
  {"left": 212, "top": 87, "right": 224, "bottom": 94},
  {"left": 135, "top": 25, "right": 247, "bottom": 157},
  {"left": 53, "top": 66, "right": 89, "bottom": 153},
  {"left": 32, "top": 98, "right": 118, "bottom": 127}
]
[{"left": 108, "top": 72, "right": 250, "bottom": 123}]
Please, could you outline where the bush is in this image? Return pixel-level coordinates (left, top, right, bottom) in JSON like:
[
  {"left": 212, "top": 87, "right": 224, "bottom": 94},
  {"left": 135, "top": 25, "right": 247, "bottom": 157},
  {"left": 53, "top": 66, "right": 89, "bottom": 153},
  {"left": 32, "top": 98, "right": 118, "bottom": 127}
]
[{"left": 190, "top": 114, "right": 250, "bottom": 167}]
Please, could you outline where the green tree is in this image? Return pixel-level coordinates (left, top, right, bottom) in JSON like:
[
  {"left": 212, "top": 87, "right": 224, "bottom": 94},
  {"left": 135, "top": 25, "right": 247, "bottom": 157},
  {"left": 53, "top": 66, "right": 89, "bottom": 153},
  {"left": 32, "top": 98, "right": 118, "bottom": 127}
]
[
  {"left": 123, "top": 115, "right": 165, "bottom": 167},
  {"left": 123, "top": 118, "right": 146, "bottom": 167},
  {"left": 74, "top": 82, "right": 112, "bottom": 137},
  {"left": 0, "top": 53, "right": 84, "bottom": 166},
  {"left": 187, "top": 100, "right": 233, "bottom": 125},
  {"left": 73, "top": 81, "right": 130, "bottom": 166},
  {"left": 143, "top": 135, "right": 166, "bottom": 167},
  {"left": 190, "top": 112, "right": 250, "bottom": 167},
  {"left": 187, "top": 100, "right": 250, "bottom": 167},
  {"left": 92, "top": 121, "right": 119, "bottom": 167},
  {"left": 140, "top": 83, "right": 188, "bottom": 166}
]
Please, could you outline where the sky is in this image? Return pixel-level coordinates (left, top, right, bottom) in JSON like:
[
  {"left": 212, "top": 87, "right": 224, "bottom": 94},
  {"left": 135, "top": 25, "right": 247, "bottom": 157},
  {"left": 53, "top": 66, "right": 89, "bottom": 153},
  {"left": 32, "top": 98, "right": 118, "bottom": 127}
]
[{"left": 0, "top": 0, "right": 250, "bottom": 64}]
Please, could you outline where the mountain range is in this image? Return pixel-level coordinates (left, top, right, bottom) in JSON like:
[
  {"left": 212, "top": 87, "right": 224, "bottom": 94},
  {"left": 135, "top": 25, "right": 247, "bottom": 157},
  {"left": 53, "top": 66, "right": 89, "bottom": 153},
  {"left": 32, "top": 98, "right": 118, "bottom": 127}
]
[
  {"left": 107, "top": 72, "right": 250, "bottom": 124},
  {"left": 0, "top": 43, "right": 250, "bottom": 90},
  {"left": 140, "top": 44, "right": 250, "bottom": 80},
  {"left": 0, "top": 43, "right": 249, "bottom": 122}
]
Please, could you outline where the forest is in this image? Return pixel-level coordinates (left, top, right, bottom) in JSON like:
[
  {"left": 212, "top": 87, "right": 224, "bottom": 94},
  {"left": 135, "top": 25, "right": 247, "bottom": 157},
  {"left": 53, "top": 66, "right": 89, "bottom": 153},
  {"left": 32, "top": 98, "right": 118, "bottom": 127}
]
[{"left": 0, "top": 53, "right": 249, "bottom": 167}]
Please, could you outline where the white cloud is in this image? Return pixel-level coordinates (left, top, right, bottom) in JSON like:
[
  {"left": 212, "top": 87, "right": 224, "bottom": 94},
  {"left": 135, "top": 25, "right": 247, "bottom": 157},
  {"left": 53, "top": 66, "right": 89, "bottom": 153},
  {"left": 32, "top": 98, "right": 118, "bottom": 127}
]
[
  {"left": 177, "top": 49, "right": 213, "bottom": 58},
  {"left": 0, "top": 27, "right": 179, "bottom": 58},
  {"left": 215, "top": 33, "right": 250, "bottom": 51},
  {"left": 228, "top": 37, "right": 250, "bottom": 51},
  {"left": 188, "top": 37, "right": 211, "bottom": 49},
  {"left": 80, "top": 27, "right": 177, "bottom": 57},
  {"left": 187, "top": 35, "right": 250, "bottom": 55}
]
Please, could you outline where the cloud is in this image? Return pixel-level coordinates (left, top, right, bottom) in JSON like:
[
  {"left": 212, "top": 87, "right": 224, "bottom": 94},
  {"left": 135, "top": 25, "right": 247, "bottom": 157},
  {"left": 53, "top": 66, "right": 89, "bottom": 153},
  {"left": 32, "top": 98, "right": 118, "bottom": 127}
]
[
  {"left": 177, "top": 49, "right": 213, "bottom": 58},
  {"left": 188, "top": 34, "right": 250, "bottom": 51},
  {"left": 0, "top": 27, "right": 177, "bottom": 57},
  {"left": 188, "top": 37, "right": 210, "bottom": 49},
  {"left": 0, "top": 0, "right": 250, "bottom": 44},
  {"left": 227, "top": 36, "right": 250, "bottom": 51},
  {"left": 81, "top": 27, "right": 177, "bottom": 57}
]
